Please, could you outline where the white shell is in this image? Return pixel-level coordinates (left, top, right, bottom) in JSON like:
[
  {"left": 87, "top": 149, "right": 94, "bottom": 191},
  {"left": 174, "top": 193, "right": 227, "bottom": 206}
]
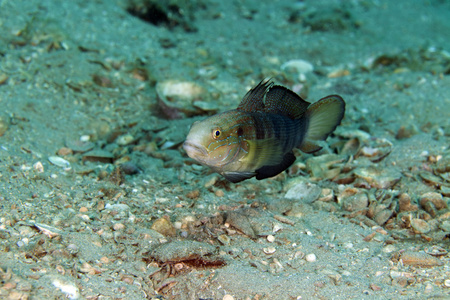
[
  {"left": 48, "top": 156, "right": 71, "bottom": 168},
  {"left": 281, "top": 59, "right": 314, "bottom": 75},
  {"left": 263, "top": 246, "right": 276, "bottom": 254}
]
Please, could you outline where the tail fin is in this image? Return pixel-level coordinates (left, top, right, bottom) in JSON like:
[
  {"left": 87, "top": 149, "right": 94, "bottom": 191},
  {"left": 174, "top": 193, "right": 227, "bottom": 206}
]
[{"left": 299, "top": 95, "right": 345, "bottom": 153}]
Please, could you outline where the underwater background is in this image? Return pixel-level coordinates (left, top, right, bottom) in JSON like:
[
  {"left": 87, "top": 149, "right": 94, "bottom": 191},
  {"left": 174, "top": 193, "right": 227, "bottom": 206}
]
[{"left": 0, "top": 0, "right": 449, "bottom": 299}]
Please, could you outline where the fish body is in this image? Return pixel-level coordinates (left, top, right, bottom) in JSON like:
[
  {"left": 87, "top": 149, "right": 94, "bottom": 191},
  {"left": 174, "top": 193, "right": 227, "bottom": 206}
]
[{"left": 183, "top": 80, "right": 345, "bottom": 183}]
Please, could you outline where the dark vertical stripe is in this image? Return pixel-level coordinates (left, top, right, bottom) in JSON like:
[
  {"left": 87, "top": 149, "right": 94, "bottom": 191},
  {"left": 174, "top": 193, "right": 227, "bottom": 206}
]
[
  {"left": 252, "top": 114, "right": 265, "bottom": 140},
  {"left": 271, "top": 114, "right": 284, "bottom": 141},
  {"left": 269, "top": 114, "right": 300, "bottom": 153}
]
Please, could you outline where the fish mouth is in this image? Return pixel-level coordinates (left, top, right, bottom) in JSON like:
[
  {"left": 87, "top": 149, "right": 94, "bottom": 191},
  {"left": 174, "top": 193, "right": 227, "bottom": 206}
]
[{"left": 183, "top": 141, "right": 208, "bottom": 159}]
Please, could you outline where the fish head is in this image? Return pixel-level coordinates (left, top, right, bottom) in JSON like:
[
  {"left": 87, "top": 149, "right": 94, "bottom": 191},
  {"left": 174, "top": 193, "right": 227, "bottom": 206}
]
[{"left": 183, "top": 112, "right": 242, "bottom": 169}]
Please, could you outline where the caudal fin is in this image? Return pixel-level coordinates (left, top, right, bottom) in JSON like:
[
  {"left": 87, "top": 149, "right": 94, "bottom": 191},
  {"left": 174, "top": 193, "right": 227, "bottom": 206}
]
[{"left": 299, "top": 95, "right": 345, "bottom": 153}]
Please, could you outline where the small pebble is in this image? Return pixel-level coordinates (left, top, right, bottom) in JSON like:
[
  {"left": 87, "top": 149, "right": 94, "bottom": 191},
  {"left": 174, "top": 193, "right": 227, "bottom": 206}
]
[
  {"left": 267, "top": 235, "right": 275, "bottom": 243},
  {"left": 186, "top": 190, "right": 200, "bottom": 199},
  {"left": 374, "top": 209, "right": 393, "bottom": 225},
  {"left": 100, "top": 256, "right": 110, "bottom": 264},
  {"left": 120, "top": 162, "right": 140, "bottom": 175},
  {"left": 58, "top": 147, "right": 73, "bottom": 156},
  {"left": 0, "top": 115, "right": 8, "bottom": 136},
  {"left": 382, "top": 244, "right": 397, "bottom": 253},
  {"left": 263, "top": 246, "right": 276, "bottom": 254},
  {"left": 305, "top": 253, "right": 317, "bottom": 262},
  {"left": 339, "top": 188, "right": 368, "bottom": 212},
  {"left": 151, "top": 216, "right": 176, "bottom": 237},
  {"left": 2, "top": 281, "right": 16, "bottom": 290},
  {"left": 223, "top": 295, "right": 234, "bottom": 300},
  {"left": 370, "top": 283, "right": 382, "bottom": 291},
  {"left": 424, "top": 283, "right": 433, "bottom": 293},
  {"left": 0, "top": 72, "right": 9, "bottom": 85},
  {"left": 33, "top": 161, "right": 44, "bottom": 173},
  {"left": 79, "top": 207, "right": 88, "bottom": 213},
  {"left": 218, "top": 234, "right": 230, "bottom": 245},
  {"left": 272, "top": 223, "right": 283, "bottom": 233},
  {"left": 395, "top": 125, "right": 416, "bottom": 140},
  {"left": 215, "top": 189, "right": 224, "bottom": 197},
  {"left": 439, "top": 220, "right": 450, "bottom": 232},
  {"left": 174, "top": 221, "right": 182, "bottom": 229},
  {"left": 398, "top": 193, "right": 418, "bottom": 212},
  {"left": 113, "top": 223, "right": 125, "bottom": 231},
  {"left": 116, "top": 134, "right": 134, "bottom": 145},
  {"left": 327, "top": 69, "right": 350, "bottom": 78},
  {"left": 52, "top": 279, "right": 80, "bottom": 299}
]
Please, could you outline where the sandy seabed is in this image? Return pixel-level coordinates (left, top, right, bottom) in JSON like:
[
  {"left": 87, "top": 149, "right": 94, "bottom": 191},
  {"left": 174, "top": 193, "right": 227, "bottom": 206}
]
[{"left": 0, "top": 0, "right": 449, "bottom": 299}]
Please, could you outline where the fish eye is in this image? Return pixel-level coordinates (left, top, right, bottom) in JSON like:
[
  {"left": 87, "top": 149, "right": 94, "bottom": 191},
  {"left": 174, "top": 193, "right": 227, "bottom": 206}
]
[{"left": 212, "top": 128, "right": 221, "bottom": 139}]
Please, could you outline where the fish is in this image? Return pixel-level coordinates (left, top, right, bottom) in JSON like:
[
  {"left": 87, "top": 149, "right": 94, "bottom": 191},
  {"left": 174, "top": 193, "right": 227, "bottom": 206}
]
[{"left": 183, "top": 79, "right": 345, "bottom": 183}]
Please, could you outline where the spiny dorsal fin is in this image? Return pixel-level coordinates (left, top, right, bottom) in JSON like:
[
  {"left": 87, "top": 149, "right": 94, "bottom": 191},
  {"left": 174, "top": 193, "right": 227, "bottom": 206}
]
[
  {"left": 264, "top": 85, "right": 310, "bottom": 119},
  {"left": 237, "top": 79, "right": 273, "bottom": 112}
]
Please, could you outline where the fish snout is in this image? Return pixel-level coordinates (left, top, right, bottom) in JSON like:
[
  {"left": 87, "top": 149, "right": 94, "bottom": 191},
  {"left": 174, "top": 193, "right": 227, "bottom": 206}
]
[{"left": 183, "top": 140, "right": 208, "bottom": 159}]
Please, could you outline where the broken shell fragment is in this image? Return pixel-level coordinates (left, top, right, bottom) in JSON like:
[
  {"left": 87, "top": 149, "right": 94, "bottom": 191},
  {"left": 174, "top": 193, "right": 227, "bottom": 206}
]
[
  {"left": 410, "top": 218, "right": 431, "bottom": 234},
  {"left": 420, "top": 192, "right": 447, "bottom": 210},
  {"left": 435, "top": 156, "right": 450, "bottom": 173},
  {"left": 398, "top": 193, "right": 418, "bottom": 212},
  {"left": 337, "top": 188, "right": 368, "bottom": 212},
  {"left": 65, "top": 139, "right": 95, "bottom": 153},
  {"left": 192, "top": 100, "right": 219, "bottom": 112},
  {"left": 353, "top": 166, "right": 402, "bottom": 189},
  {"left": 340, "top": 138, "right": 360, "bottom": 156},
  {"left": 424, "top": 245, "right": 448, "bottom": 257},
  {"left": 156, "top": 80, "right": 212, "bottom": 119},
  {"left": 419, "top": 171, "right": 444, "bottom": 187},
  {"left": 317, "top": 188, "right": 334, "bottom": 202},
  {"left": 225, "top": 211, "right": 256, "bottom": 239},
  {"left": 82, "top": 150, "right": 114, "bottom": 163},
  {"left": 150, "top": 240, "right": 218, "bottom": 263},
  {"left": 373, "top": 209, "right": 393, "bottom": 226},
  {"left": 34, "top": 223, "right": 63, "bottom": 238},
  {"left": 399, "top": 251, "right": 443, "bottom": 267},
  {"left": 284, "top": 180, "right": 321, "bottom": 203},
  {"left": 305, "top": 154, "right": 346, "bottom": 180}
]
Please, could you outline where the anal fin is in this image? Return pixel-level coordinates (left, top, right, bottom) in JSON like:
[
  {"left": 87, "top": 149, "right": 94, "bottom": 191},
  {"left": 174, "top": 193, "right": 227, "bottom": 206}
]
[
  {"left": 222, "top": 171, "right": 256, "bottom": 183},
  {"left": 255, "top": 152, "right": 296, "bottom": 180}
]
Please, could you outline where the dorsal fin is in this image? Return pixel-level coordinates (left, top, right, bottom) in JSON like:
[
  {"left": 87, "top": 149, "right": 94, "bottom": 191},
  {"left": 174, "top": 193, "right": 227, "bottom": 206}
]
[
  {"left": 237, "top": 79, "right": 273, "bottom": 112},
  {"left": 264, "top": 85, "right": 310, "bottom": 119}
]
